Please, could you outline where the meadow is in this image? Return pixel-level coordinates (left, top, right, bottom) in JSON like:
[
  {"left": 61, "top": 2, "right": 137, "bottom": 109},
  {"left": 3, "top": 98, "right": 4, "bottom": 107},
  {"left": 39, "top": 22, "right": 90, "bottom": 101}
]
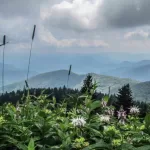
[{"left": 0, "top": 82, "right": 150, "bottom": 150}]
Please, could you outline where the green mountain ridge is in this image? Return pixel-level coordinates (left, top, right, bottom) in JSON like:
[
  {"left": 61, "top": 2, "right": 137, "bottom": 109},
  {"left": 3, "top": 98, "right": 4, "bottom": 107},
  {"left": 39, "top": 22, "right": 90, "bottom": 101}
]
[
  {"left": 3, "top": 70, "right": 140, "bottom": 96},
  {"left": 131, "top": 81, "right": 150, "bottom": 102}
]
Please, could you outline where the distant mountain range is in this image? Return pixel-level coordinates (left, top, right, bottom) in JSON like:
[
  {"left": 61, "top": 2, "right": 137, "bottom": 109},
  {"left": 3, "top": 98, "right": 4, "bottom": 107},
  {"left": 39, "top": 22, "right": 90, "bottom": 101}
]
[
  {"left": 4, "top": 70, "right": 146, "bottom": 100},
  {"left": 1, "top": 57, "right": 150, "bottom": 102},
  {"left": 102, "top": 60, "right": 150, "bottom": 81},
  {"left": 0, "top": 63, "right": 38, "bottom": 86},
  {"left": 1, "top": 57, "right": 150, "bottom": 85}
]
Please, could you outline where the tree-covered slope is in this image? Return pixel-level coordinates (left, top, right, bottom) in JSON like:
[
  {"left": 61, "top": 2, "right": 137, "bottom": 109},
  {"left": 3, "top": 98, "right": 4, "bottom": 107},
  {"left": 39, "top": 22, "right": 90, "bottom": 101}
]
[{"left": 3, "top": 70, "right": 139, "bottom": 94}]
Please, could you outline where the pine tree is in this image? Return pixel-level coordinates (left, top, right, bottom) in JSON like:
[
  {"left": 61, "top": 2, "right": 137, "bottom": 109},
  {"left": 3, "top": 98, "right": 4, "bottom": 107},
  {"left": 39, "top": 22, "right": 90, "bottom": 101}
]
[
  {"left": 115, "top": 84, "right": 133, "bottom": 114},
  {"left": 80, "top": 74, "right": 94, "bottom": 95}
]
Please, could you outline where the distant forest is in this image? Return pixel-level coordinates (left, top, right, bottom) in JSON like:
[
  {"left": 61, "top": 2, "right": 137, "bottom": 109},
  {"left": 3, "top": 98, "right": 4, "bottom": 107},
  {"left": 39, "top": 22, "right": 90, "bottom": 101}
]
[{"left": 0, "top": 85, "right": 148, "bottom": 118}]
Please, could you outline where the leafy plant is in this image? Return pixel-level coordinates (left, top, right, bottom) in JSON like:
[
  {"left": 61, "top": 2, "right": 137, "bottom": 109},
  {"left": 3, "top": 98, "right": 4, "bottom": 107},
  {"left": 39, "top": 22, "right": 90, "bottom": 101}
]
[{"left": 0, "top": 82, "right": 150, "bottom": 149}]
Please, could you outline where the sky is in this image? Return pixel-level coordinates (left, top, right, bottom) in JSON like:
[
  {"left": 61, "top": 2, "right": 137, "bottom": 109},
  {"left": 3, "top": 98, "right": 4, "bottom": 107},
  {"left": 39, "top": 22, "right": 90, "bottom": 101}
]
[{"left": 1, "top": 0, "right": 150, "bottom": 71}]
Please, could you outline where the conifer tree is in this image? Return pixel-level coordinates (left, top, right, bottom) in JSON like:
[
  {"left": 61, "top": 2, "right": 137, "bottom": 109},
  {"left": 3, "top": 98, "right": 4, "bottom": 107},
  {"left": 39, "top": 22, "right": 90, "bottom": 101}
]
[
  {"left": 116, "top": 84, "right": 133, "bottom": 114},
  {"left": 80, "top": 74, "right": 94, "bottom": 95}
]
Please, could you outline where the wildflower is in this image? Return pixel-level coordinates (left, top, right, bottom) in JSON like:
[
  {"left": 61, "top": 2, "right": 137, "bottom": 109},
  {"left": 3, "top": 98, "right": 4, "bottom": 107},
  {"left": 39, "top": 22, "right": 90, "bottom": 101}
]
[
  {"left": 105, "top": 107, "right": 114, "bottom": 116},
  {"left": 71, "top": 117, "right": 86, "bottom": 127},
  {"left": 117, "top": 108, "right": 126, "bottom": 120},
  {"left": 129, "top": 105, "right": 140, "bottom": 115},
  {"left": 16, "top": 106, "right": 21, "bottom": 113},
  {"left": 101, "top": 100, "right": 107, "bottom": 108},
  {"left": 117, "top": 107, "right": 126, "bottom": 125},
  {"left": 99, "top": 115, "right": 110, "bottom": 123}
]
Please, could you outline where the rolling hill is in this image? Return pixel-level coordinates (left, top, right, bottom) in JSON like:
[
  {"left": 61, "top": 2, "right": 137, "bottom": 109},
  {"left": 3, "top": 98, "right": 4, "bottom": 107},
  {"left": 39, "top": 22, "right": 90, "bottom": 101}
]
[
  {"left": 3, "top": 70, "right": 139, "bottom": 94},
  {"left": 3, "top": 69, "right": 150, "bottom": 102},
  {"left": 131, "top": 81, "right": 150, "bottom": 102}
]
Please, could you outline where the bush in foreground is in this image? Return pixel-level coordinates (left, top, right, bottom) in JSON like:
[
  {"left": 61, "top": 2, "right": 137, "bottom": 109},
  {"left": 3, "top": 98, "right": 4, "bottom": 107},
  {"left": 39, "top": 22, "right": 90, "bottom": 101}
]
[{"left": 0, "top": 84, "right": 150, "bottom": 150}]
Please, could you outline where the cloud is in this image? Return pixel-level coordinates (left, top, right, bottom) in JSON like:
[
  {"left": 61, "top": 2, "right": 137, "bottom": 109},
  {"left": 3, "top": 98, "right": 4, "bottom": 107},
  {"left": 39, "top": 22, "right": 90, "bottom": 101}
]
[
  {"left": 124, "top": 30, "right": 150, "bottom": 40},
  {"left": 1, "top": 0, "right": 150, "bottom": 54},
  {"left": 42, "top": 0, "right": 103, "bottom": 32},
  {"left": 0, "top": 0, "right": 41, "bottom": 18},
  {"left": 103, "top": 0, "right": 150, "bottom": 28},
  {"left": 39, "top": 27, "right": 109, "bottom": 48},
  {"left": 42, "top": 0, "right": 150, "bottom": 32}
]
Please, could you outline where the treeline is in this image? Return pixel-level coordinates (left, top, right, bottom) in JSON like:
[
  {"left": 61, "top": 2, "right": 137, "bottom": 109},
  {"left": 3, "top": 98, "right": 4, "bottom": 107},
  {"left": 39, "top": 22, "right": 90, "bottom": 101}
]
[
  {"left": 0, "top": 86, "right": 79, "bottom": 104},
  {"left": 0, "top": 74, "right": 149, "bottom": 118}
]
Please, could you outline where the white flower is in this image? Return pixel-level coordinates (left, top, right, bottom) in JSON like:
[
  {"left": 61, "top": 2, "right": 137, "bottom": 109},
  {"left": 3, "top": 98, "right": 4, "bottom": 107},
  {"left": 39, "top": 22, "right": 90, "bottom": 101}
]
[
  {"left": 101, "top": 100, "right": 107, "bottom": 108},
  {"left": 130, "top": 106, "right": 140, "bottom": 115},
  {"left": 105, "top": 107, "right": 114, "bottom": 116},
  {"left": 16, "top": 106, "right": 21, "bottom": 112},
  {"left": 99, "top": 115, "right": 110, "bottom": 123},
  {"left": 71, "top": 117, "right": 86, "bottom": 127}
]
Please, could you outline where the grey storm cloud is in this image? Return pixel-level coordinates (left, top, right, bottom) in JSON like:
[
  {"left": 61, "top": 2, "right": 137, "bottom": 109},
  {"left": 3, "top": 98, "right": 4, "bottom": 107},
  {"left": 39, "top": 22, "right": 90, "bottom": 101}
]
[
  {"left": 42, "top": 0, "right": 150, "bottom": 32},
  {"left": 0, "top": 0, "right": 42, "bottom": 18},
  {"left": 103, "top": 0, "right": 150, "bottom": 28},
  {"left": 1, "top": 0, "right": 150, "bottom": 53}
]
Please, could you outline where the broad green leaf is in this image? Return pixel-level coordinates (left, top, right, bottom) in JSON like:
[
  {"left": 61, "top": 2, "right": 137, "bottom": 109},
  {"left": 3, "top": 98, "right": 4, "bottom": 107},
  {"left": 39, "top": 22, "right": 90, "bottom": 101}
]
[
  {"left": 89, "top": 101, "right": 101, "bottom": 112},
  {"left": 103, "top": 95, "right": 109, "bottom": 102},
  {"left": 28, "top": 138, "right": 35, "bottom": 150},
  {"left": 136, "top": 145, "right": 150, "bottom": 150},
  {"left": 120, "top": 143, "right": 135, "bottom": 150}
]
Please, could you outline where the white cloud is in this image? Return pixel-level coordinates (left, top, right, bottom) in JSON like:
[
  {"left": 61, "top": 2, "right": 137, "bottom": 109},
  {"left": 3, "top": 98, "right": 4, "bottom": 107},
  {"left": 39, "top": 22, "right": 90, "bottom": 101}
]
[
  {"left": 1, "top": 0, "right": 150, "bottom": 54},
  {"left": 124, "top": 30, "right": 150, "bottom": 40},
  {"left": 42, "top": 0, "right": 103, "bottom": 32},
  {"left": 41, "top": 0, "right": 150, "bottom": 32},
  {"left": 39, "top": 27, "right": 109, "bottom": 48}
]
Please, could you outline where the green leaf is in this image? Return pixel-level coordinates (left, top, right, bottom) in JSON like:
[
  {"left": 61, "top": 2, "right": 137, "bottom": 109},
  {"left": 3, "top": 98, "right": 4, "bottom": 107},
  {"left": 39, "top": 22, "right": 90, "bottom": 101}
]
[
  {"left": 16, "top": 143, "right": 28, "bottom": 150},
  {"left": 145, "top": 113, "right": 150, "bottom": 128},
  {"left": 28, "top": 138, "right": 35, "bottom": 150},
  {"left": 103, "top": 95, "right": 109, "bottom": 103},
  {"left": 89, "top": 101, "right": 101, "bottom": 112},
  {"left": 82, "top": 140, "right": 110, "bottom": 150},
  {"left": 77, "top": 95, "right": 88, "bottom": 99},
  {"left": 136, "top": 145, "right": 150, "bottom": 150},
  {"left": 120, "top": 143, "right": 135, "bottom": 150},
  {"left": 53, "top": 96, "right": 56, "bottom": 105}
]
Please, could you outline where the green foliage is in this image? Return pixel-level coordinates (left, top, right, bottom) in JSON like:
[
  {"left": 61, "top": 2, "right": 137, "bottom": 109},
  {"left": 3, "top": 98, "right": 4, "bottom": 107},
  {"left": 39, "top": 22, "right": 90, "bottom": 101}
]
[{"left": 0, "top": 82, "right": 150, "bottom": 149}]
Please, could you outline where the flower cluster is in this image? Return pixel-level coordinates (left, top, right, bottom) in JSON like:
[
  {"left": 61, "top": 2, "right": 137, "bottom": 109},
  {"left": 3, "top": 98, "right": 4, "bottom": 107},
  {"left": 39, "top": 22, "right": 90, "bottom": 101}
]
[
  {"left": 71, "top": 117, "right": 86, "bottom": 127},
  {"left": 105, "top": 107, "right": 114, "bottom": 116},
  {"left": 99, "top": 115, "right": 110, "bottom": 123},
  {"left": 101, "top": 99, "right": 107, "bottom": 108},
  {"left": 129, "top": 106, "right": 140, "bottom": 115},
  {"left": 117, "top": 107, "right": 127, "bottom": 125}
]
